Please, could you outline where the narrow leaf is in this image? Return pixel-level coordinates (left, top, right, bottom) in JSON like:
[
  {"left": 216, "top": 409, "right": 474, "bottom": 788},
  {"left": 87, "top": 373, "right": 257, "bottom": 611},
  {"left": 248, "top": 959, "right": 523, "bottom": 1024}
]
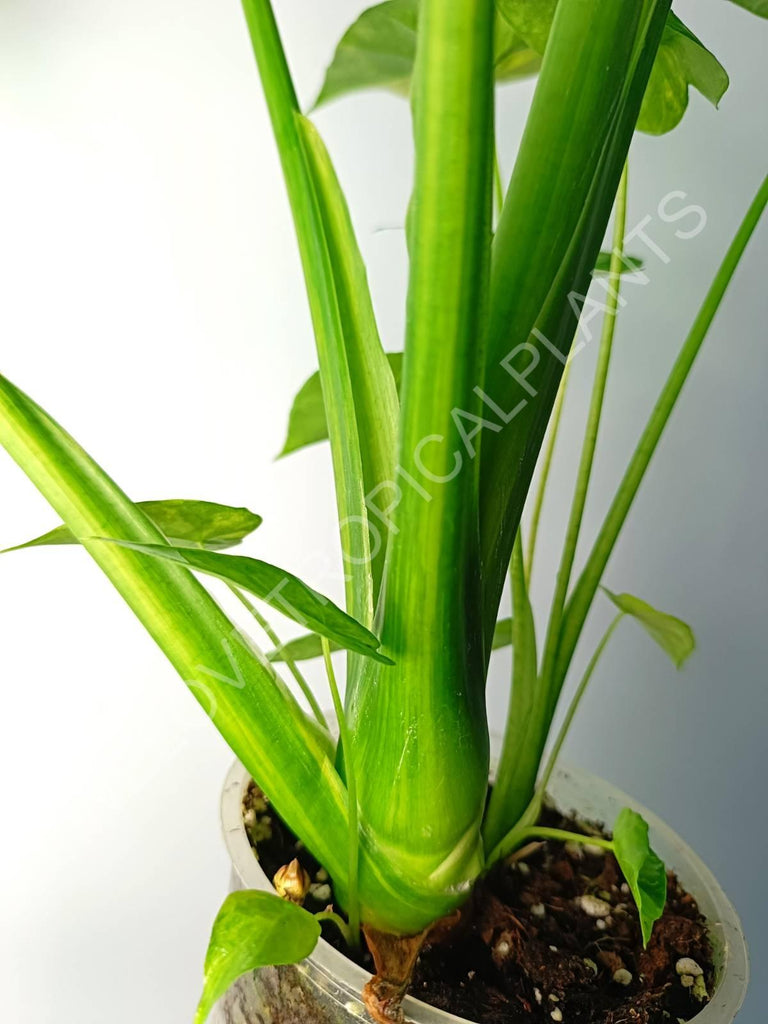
[
  {"left": 241, "top": 0, "right": 376, "bottom": 634},
  {"left": 314, "top": 0, "right": 539, "bottom": 108},
  {"left": 267, "top": 615, "right": 515, "bottom": 662},
  {"left": 278, "top": 353, "right": 404, "bottom": 459},
  {"left": 638, "top": 13, "right": 729, "bottom": 135},
  {"left": 3, "top": 499, "right": 262, "bottom": 553},
  {"left": 103, "top": 542, "right": 392, "bottom": 663},
  {"left": 603, "top": 588, "right": 695, "bottom": 668},
  {"left": 195, "top": 891, "right": 320, "bottom": 1024},
  {"left": 0, "top": 372, "right": 352, "bottom": 887},
  {"left": 297, "top": 115, "right": 400, "bottom": 606},
  {"left": 612, "top": 808, "right": 668, "bottom": 947}
]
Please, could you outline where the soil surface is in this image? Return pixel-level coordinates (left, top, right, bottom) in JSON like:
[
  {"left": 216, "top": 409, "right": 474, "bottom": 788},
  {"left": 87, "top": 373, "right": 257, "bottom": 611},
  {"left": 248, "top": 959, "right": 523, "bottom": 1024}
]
[{"left": 244, "top": 783, "right": 715, "bottom": 1024}]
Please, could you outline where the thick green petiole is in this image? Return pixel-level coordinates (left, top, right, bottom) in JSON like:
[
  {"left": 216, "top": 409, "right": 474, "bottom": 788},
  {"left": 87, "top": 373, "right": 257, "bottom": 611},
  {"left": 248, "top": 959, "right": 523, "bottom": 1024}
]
[{"left": 322, "top": 638, "right": 361, "bottom": 947}]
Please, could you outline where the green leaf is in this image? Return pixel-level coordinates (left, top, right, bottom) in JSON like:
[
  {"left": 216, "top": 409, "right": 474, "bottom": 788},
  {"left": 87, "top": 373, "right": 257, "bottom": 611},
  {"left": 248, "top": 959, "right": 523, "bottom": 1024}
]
[
  {"left": 279, "top": 353, "right": 403, "bottom": 458},
  {"left": 594, "top": 251, "right": 644, "bottom": 276},
  {"left": 603, "top": 588, "right": 695, "bottom": 668},
  {"left": 298, "top": 117, "right": 400, "bottom": 605},
  {"left": 241, "top": 0, "right": 378, "bottom": 639},
  {"left": 315, "top": 0, "right": 418, "bottom": 106},
  {"left": 103, "top": 542, "right": 393, "bottom": 664},
  {"left": 314, "top": 0, "right": 539, "bottom": 108},
  {"left": 496, "top": 0, "right": 557, "bottom": 54},
  {"left": 638, "top": 13, "right": 729, "bottom": 135},
  {"left": 267, "top": 615, "right": 515, "bottom": 662},
  {"left": 726, "top": 0, "right": 768, "bottom": 15},
  {"left": 612, "top": 808, "right": 668, "bottom": 947},
  {"left": 195, "top": 891, "right": 321, "bottom": 1024},
  {"left": 497, "top": 4, "right": 727, "bottom": 137},
  {"left": 2, "top": 499, "right": 262, "bottom": 554},
  {"left": 0, "top": 372, "right": 353, "bottom": 892}
]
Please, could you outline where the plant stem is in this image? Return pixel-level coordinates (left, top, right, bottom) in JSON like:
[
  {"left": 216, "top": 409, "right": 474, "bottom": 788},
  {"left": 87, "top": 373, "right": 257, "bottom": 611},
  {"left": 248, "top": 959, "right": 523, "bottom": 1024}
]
[
  {"left": 228, "top": 584, "right": 328, "bottom": 729},
  {"left": 537, "top": 612, "right": 625, "bottom": 798},
  {"left": 519, "top": 827, "right": 614, "bottom": 852},
  {"left": 540, "top": 163, "right": 629, "bottom": 711},
  {"left": 556, "top": 170, "right": 768, "bottom": 693},
  {"left": 525, "top": 359, "right": 572, "bottom": 587},
  {"left": 322, "top": 637, "right": 360, "bottom": 947},
  {"left": 482, "top": 530, "right": 537, "bottom": 851},
  {"left": 493, "top": 147, "right": 504, "bottom": 222},
  {"left": 315, "top": 909, "right": 356, "bottom": 948}
]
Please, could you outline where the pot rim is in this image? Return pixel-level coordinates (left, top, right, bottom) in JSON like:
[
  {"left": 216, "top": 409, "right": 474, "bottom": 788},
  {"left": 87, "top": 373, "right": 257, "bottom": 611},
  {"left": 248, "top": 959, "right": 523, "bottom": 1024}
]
[{"left": 221, "top": 759, "right": 749, "bottom": 1024}]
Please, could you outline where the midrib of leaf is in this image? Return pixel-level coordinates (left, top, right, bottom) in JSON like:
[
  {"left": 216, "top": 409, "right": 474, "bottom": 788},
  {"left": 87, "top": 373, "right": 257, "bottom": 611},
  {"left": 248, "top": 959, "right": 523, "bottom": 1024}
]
[
  {"left": 240, "top": 0, "right": 374, "bottom": 631},
  {"left": 350, "top": 0, "right": 495, "bottom": 886}
]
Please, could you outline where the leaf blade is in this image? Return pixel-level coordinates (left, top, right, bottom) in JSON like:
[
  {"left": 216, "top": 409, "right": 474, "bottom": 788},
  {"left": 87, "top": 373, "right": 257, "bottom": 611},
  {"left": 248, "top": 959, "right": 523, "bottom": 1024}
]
[
  {"left": 314, "top": 0, "right": 539, "bottom": 108},
  {"left": 3, "top": 499, "right": 262, "bottom": 553},
  {"left": 195, "top": 892, "right": 320, "bottom": 1024},
  {"left": 603, "top": 588, "right": 695, "bottom": 668},
  {"left": 638, "top": 13, "right": 729, "bottom": 135},
  {"left": 613, "top": 808, "right": 668, "bottom": 947},
  {"left": 103, "top": 542, "right": 392, "bottom": 663},
  {"left": 267, "top": 615, "right": 515, "bottom": 662},
  {"left": 0, "top": 372, "right": 353, "bottom": 885}
]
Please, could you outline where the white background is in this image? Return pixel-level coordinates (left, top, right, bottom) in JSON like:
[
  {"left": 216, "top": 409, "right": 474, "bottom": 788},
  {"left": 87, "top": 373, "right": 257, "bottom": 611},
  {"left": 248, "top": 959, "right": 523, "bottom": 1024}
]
[{"left": 0, "top": 1, "right": 766, "bottom": 1021}]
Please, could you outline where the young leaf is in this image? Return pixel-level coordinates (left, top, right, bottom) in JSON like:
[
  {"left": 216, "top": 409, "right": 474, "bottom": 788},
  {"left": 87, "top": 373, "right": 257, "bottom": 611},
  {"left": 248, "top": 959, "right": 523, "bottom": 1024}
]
[
  {"left": 278, "top": 353, "right": 404, "bottom": 459},
  {"left": 194, "top": 891, "right": 321, "bottom": 1024},
  {"left": 314, "top": 0, "right": 538, "bottom": 109},
  {"left": 612, "top": 808, "right": 668, "bottom": 947},
  {"left": 103, "top": 542, "right": 393, "bottom": 663},
  {"left": 267, "top": 615, "right": 515, "bottom": 662},
  {"left": 2, "top": 499, "right": 262, "bottom": 553},
  {"left": 637, "top": 13, "right": 729, "bottom": 135},
  {"left": 603, "top": 588, "right": 695, "bottom": 668}
]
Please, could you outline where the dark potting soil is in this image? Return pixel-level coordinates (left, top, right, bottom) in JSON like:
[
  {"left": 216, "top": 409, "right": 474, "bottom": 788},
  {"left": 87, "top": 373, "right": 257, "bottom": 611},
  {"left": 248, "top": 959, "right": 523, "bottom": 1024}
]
[{"left": 243, "top": 782, "right": 715, "bottom": 1024}]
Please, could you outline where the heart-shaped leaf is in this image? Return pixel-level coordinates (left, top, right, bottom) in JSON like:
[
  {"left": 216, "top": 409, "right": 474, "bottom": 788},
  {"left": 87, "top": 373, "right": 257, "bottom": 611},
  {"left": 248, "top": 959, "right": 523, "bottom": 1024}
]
[
  {"left": 104, "top": 542, "right": 393, "bottom": 663},
  {"left": 637, "top": 13, "right": 729, "bottom": 135},
  {"left": 2, "top": 499, "right": 262, "bottom": 553},
  {"left": 314, "top": 0, "right": 539, "bottom": 109},
  {"left": 612, "top": 808, "right": 668, "bottom": 947},
  {"left": 195, "top": 891, "right": 321, "bottom": 1024},
  {"left": 603, "top": 588, "right": 695, "bottom": 668}
]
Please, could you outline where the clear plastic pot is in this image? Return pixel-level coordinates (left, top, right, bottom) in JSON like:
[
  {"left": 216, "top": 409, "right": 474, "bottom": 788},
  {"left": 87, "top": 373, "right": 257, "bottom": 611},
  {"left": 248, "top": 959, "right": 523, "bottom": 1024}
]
[{"left": 215, "top": 755, "right": 748, "bottom": 1024}]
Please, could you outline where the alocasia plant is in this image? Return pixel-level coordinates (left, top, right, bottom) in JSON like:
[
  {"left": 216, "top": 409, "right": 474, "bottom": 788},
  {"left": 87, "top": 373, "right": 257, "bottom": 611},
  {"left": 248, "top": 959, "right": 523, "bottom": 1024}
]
[{"left": 0, "top": 1, "right": 765, "bottom": 1021}]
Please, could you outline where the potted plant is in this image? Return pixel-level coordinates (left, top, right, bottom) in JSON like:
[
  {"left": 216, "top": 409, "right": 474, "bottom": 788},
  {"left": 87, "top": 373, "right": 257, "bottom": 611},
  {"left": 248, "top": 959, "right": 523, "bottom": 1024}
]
[{"left": 0, "top": 0, "right": 764, "bottom": 1022}]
